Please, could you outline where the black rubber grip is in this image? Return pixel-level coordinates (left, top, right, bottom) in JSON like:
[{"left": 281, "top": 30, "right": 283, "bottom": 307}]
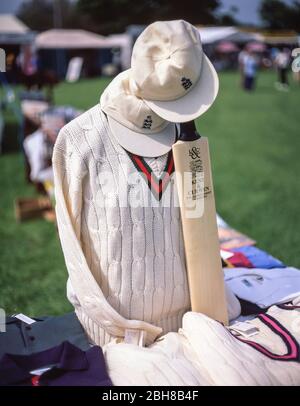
[{"left": 179, "top": 121, "right": 201, "bottom": 141}]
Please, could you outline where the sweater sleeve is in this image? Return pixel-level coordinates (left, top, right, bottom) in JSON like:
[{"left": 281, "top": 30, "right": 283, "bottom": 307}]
[{"left": 52, "top": 125, "right": 162, "bottom": 345}]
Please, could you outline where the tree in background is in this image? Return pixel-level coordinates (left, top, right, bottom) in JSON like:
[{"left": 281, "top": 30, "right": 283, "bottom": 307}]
[
  {"left": 17, "top": 0, "right": 90, "bottom": 31},
  {"left": 18, "top": 0, "right": 54, "bottom": 31},
  {"left": 18, "top": 0, "right": 231, "bottom": 34},
  {"left": 77, "top": 0, "right": 220, "bottom": 34},
  {"left": 218, "top": 5, "right": 239, "bottom": 26},
  {"left": 260, "top": 0, "right": 300, "bottom": 31}
]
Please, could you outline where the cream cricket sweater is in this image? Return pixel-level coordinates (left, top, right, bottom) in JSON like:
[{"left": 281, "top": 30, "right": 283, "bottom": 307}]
[
  {"left": 106, "top": 299, "right": 300, "bottom": 385},
  {"left": 53, "top": 104, "right": 192, "bottom": 346},
  {"left": 53, "top": 104, "right": 240, "bottom": 347}
]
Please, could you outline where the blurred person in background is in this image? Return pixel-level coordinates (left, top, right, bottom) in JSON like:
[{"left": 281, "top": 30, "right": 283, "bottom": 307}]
[
  {"left": 274, "top": 47, "right": 291, "bottom": 91},
  {"left": 238, "top": 47, "right": 248, "bottom": 88},
  {"left": 5, "top": 53, "right": 18, "bottom": 84},
  {"left": 270, "top": 47, "right": 279, "bottom": 62},
  {"left": 242, "top": 48, "right": 258, "bottom": 91},
  {"left": 17, "top": 45, "right": 39, "bottom": 90},
  {"left": 23, "top": 106, "right": 81, "bottom": 195}
]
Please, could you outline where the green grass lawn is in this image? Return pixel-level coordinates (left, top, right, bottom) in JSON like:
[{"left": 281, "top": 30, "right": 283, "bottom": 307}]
[{"left": 0, "top": 71, "right": 300, "bottom": 316}]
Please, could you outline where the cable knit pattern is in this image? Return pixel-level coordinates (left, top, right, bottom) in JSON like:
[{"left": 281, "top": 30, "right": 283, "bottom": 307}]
[
  {"left": 53, "top": 104, "right": 191, "bottom": 346},
  {"left": 181, "top": 304, "right": 300, "bottom": 385},
  {"left": 105, "top": 300, "right": 300, "bottom": 386}
]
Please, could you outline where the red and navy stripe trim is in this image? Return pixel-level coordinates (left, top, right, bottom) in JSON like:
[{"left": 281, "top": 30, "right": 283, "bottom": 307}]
[
  {"left": 277, "top": 303, "right": 300, "bottom": 310},
  {"left": 230, "top": 313, "right": 300, "bottom": 362},
  {"left": 127, "top": 150, "right": 175, "bottom": 201}
]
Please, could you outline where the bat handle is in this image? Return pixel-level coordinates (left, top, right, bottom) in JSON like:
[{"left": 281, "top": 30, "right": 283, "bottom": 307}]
[{"left": 179, "top": 121, "right": 201, "bottom": 142}]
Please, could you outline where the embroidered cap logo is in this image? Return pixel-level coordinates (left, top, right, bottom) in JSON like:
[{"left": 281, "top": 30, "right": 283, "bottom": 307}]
[
  {"left": 181, "top": 77, "right": 193, "bottom": 90},
  {"left": 142, "top": 115, "right": 153, "bottom": 129}
]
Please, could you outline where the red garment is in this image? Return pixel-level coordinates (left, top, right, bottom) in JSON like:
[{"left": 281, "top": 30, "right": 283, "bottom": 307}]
[{"left": 225, "top": 251, "right": 253, "bottom": 268}]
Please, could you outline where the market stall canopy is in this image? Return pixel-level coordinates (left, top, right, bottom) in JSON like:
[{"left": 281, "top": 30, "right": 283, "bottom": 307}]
[
  {"left": 246, "top": 41, "right": 267, "bottom": 53},
  {"left": 105, "top": 33, "right": 131, "bottom": 48},
  {"left": 197, "top": 26, "right": 261, "bottom": 45},
  {"left": 0, "top": 14, "right": 34, "bottom": 44},
  {"left": 260, "top": 32, "right": 299, "bottom": 45},
  {"left": 216, "top": 41, "right": 239, "bottom": 53},
  {"left": 105, "top": 33, "right": 132, "bottom": 69},
  {"left": 198, "top": 27, "right": 236, "bottom": 44},
  {"left": 0, "top": 14, "right": 28, "bottom": 34},
  {"left": 35, "top": 29, "right": 109, "bottom": 49}
]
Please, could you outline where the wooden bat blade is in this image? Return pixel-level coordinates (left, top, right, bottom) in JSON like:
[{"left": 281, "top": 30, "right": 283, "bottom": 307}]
[{"left": 172, "top": 136, "right": 228, "bottom": 325}]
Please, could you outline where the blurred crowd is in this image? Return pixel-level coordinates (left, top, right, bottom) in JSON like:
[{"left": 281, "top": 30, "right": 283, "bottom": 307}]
[
  {"left": 238, "top": 45, "right": 295, "bottom": 92},
  {"left": 1, "top": 40, "right": 298, "bottom": 204},
  {"left": 5, "top": 44, "right": 58, "bottom": 93}
]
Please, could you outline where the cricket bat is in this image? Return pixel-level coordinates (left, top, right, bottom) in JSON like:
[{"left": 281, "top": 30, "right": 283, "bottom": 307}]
[{"left": 172, "top": 121, "right": 228, "bottom": 325}]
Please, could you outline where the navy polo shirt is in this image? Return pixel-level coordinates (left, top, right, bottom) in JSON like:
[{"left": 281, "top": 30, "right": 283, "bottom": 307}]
[
  {"left": 0, "top": 341, "right": 112, "bottom": 386},
  {"left": 0, "top": 313, "right": 90, "bottom": 358}
]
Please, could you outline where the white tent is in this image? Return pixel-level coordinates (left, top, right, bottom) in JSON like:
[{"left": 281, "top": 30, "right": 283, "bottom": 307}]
[
  {"left": 198, "top": 26, "right": 261, "bottom": 44},
  {"left": 35, "top": 29, "right": 132, "bottom": 70},
  {"left": 0, "top": 14, "right": 29, "bottom": 34},
  {"left": 198, "top": 27, "right": 237, "bottom": 44},
  {"left": 35, "top": 29, "right": 107, "bottom": 49},
  {"left": 105, "top": 33, "right": 132, "bottom": 70},
  {"left": 0, "top": 14, "right": 33, "bottom": 44}
]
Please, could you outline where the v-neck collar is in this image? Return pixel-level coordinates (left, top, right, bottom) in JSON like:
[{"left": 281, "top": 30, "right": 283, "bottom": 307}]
[
  {"left": 230, "top": 313, "right": 300, "bottom": 362},
  {"left": 127, "top": 150, "right": 175, "bottom": 201},
  {"left": 100, "top": 108, "right": 177, "bottom": 201}
]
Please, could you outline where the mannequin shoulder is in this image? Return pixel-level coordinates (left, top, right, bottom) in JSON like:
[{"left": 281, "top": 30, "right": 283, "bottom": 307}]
[
  {"left": 57, "top": 105, "right": 102, "bottom": 142},
  {"left": 54, "top": 104, "right": 107, "bottom": 161}
]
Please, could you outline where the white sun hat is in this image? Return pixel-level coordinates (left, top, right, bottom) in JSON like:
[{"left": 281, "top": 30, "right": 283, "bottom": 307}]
[
  {"left": 129, "top": 20, "right": 219, "bottom": 123},
  {"left": 100, "top": 69, "right": 177, "bottom": 157}
]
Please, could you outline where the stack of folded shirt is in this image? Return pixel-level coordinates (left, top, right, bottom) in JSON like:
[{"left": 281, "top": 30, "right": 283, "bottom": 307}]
[
  {"left": 222, "top": 246, "right": 285, "bottom": 269},
  {"left": 0, "top": 313, "right": 112, "bottom": 386},
  {"left": 220, "top": 239, "right": 300, "bottom": 317},
  {"left": 104, "top": 298, "right": 300, "bottom": 386},
  {"left": 224, "top": 267, "right": 300, "bottom": 310}
]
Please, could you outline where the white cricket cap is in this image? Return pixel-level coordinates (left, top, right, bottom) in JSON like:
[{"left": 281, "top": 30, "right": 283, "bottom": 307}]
[
  {"left": 100, "top": 69, "right": 177, "bottom": 157},
  {"left": 130, "top": 20, "right": 219, "bottom": 123}
]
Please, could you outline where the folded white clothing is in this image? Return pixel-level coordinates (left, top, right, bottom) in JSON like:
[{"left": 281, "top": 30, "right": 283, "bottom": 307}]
[
  {"left": 181, "top": 301, "right": 300, "bottom": 385},
  {"left": 104, "top": 332, "right": 212, "bottom": 386},
  {"left": 224, "top": 267, "right": 300, "bottom": 308},
  {"left": 104, "top": 298, "right": 300, "bottom": 386}
]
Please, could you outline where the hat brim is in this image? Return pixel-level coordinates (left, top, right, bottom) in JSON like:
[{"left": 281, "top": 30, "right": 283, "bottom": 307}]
[
  {"left": 107, "top": 115, "right": 177, "bottom": 158},
  {"left": 143, "top": 54, "right": 219, "bottom": 123}
]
